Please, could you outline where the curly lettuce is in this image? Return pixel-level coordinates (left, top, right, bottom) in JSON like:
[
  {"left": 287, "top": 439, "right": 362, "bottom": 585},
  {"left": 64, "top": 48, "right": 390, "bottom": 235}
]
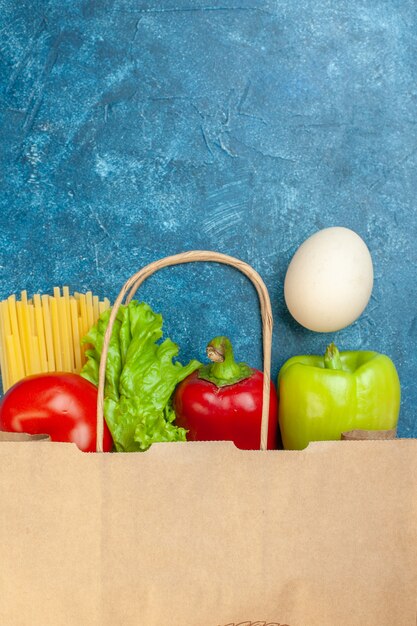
[{"left": 81, "top": 301, "right": 200, "bottom": 452}]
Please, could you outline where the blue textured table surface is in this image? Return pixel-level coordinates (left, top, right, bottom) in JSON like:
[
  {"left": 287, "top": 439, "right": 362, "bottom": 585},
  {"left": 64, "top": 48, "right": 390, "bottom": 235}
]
[{"left": 1, "top": 0, "right": 416, "bottom": 437}]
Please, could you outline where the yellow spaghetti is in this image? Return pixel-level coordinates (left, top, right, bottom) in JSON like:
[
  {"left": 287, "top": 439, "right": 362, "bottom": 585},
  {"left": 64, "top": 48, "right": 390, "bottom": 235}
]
[{"left": 0, "top": 288, "right": 111, "bottom": 392}]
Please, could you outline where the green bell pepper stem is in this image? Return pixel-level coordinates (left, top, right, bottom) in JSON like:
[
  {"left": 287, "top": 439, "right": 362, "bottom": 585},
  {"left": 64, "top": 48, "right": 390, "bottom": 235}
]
[
  {"left": 198, "top": 336, "right": 252, "bottom": 387},
  {"left": 324, "top": 343, "right": 342, "bottom": 370}
]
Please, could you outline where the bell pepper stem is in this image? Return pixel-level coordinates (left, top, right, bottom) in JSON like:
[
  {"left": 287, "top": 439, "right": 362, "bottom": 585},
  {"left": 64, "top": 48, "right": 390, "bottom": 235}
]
[
  {"left": 324, "top": 342, "right": 342, "bottom": 370},
  {"left": 198, "top": 336, "right": 253, "bottom": 387}
]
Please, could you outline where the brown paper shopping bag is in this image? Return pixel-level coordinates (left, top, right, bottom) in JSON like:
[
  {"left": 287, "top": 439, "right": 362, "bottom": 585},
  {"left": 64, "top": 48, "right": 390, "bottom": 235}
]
[{"left": 0, "top": 251, "right": 416, "bottom": 626}]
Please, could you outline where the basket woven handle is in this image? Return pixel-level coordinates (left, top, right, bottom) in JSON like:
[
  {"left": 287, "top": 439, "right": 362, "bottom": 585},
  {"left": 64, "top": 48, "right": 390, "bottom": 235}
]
[{"left": 96, "top": 251, "right": 274, "bottom": 452}]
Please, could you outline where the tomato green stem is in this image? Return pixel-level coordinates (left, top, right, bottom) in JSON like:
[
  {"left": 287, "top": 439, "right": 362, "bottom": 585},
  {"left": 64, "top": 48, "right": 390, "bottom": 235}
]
[
  {"left": 198, "top": 336, "right": 253, "bottom": 387},
  {"left": 324, "top": 342, "right": 342, "bottom": 370}
]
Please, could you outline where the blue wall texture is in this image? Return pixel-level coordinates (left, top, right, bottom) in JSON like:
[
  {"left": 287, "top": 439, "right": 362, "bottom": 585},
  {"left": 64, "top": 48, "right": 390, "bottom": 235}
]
[{"left": 1, "top": 0, "right": 416, "bottom": 437}]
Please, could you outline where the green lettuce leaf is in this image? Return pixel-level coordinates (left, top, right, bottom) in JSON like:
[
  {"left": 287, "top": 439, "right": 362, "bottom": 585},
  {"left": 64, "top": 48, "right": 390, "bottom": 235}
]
[{"left": 81, "top": 301, "right": 200, "bottom": 452}]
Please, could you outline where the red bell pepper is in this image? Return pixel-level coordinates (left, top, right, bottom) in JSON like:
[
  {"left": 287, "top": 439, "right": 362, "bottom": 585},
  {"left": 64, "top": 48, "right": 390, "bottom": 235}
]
[{"left": 173, "top": 336, "right": 278, "bottom": 450}]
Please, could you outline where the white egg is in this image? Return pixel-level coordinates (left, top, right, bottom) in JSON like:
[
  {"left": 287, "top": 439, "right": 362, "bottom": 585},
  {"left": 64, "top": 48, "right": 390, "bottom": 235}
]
[{"left": 284, "top": 227, "right": 374, "bottom": 332}]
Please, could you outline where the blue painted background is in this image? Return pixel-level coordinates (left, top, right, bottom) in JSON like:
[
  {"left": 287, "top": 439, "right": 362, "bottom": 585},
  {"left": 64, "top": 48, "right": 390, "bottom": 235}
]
[{"left": 1, "top": 0, "right": 416, "bottom": 437}]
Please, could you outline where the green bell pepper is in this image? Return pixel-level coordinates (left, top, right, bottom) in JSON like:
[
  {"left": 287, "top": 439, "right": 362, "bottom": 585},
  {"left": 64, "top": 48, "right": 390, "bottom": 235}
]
[{"left": 278, "top": 343, "right": 401, "bottom": 450}]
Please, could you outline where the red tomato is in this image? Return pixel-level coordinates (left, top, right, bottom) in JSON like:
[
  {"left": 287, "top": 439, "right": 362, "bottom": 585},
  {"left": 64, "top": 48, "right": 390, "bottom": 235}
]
[
  {"left": 0, "top": 373, "right": 113, "bottom": 452},
  {"left": 173, "top": 369, "right": 278, "bottom": 450}
]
